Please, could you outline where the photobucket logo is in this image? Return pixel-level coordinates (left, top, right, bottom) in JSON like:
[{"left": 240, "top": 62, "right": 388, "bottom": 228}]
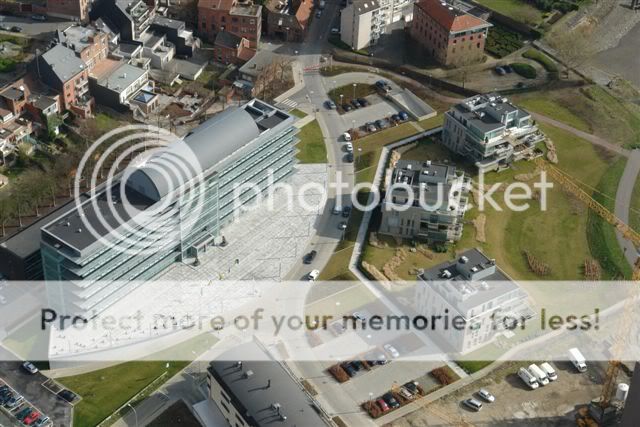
[{"left": 73, "top": 125, "right": 206, "bottom": 256}]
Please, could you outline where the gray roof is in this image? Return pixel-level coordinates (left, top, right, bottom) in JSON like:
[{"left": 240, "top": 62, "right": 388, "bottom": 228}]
[
  {"left": 97, "top": 62, "right": 147, "bottom": 93},
  {"left": 41, "top": 44, "right": 87, "bottom": 83},
  {"left": 453, "top": 93, "right": 530, "bottom": 135},
  {"left": 239, "top": 51, "right": 283, "bottom": 78},
  {"left": 152, "top": 15, "right": 185, "bottom": 30},
  {"left": 1, "top": 87, "right": 24, "bottom": 101},
  {"left": 215, "top": 30, "right": 243, "bottom": 49},
  {"left": 58, "top": 25, "right": 101, "bottom": 53},
  {"left": 208, "top": 341, "right": 329, "bottom": 427},
  {"left": 420, "top": 248, "right": 520, "bottom": 315}
]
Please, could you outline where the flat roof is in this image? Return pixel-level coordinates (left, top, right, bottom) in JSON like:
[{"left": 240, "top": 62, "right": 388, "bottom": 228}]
[
  {"left": 96, "top": 62, "right": 147, "bottom": 93},
  {"left": 59, "top": 25, "right": 102, "bottom": 53},
  {"left": 208, "top": 341, "right": 329, "bottom": 427},
  {"left": 152, "top": 15, "right": 185, "bottom": 30},
  {"left": 41, "top": 44, "right": 87, "bottom": 83}
]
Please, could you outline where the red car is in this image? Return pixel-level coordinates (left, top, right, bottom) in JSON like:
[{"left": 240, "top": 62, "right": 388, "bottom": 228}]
[
  {"left": 23, "top": 411, "right": 40, "bottom": 425},
  {"left": 376, "top": 398, "right": 389, "bottom": 412}
]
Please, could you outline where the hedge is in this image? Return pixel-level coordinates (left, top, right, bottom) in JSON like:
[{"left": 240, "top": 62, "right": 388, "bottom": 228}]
[
  {"left": 522, "top": 48, "right": 558, "bottom": 72},
  {"left": 510, "top": 62, "right": 537, "bottom": 79}
]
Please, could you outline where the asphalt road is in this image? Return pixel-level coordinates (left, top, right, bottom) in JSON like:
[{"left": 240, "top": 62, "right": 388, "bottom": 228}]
[
  {"left": 0, "top": 15, "right": 75, "bottom": 38},
  {"left": 615, "top": 149, "right": 640, "bottom": 267}
]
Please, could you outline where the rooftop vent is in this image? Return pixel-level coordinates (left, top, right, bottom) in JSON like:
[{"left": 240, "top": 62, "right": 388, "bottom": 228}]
[
  {"left": 244, "top": 369, "right": 254, "bottom": 378},
  {"left": 76, "top": 228, "right": 82, "bottom": 233},
  {"left": 441, "top": 269, "right": 452, "bottom": 279},
  {"left": 480, "top": 281, "right": 489, "bottom": 290},
  {"left": 459, "top": 256, "right": 468, "bottom": 264}
]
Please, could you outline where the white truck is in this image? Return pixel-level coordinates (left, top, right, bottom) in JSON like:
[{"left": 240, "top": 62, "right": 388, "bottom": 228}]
[
  {"left": 540, "top": 362, "right": 558, "bottom": 381},
  {"left": 568, "top": 347, "right": 587, "bottom": 373},
  {"left": 518, "top": 367, "right": 539, "bottom": 390},
  {"left": 319, "top": 0, "right": 326, "bottom": 9},
  {"left": 528, "top": 364, "right": 550, "bottom": 386}
]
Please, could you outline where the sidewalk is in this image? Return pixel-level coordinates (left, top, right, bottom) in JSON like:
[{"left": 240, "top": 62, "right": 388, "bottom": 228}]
[{"left": 274, "top": 60, "right": 305, "bottom": 104}]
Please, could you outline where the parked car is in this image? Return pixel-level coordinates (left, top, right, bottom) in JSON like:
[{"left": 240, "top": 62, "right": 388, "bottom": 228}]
[
  {"left": 366, "top": 122, "right": 377, "bottom": 132},
  {"left": 33, "top": 417, "right": 50, "bottom": 427},
  {"left": 16, "top": 407, "right": 34, "bottom": 422},
  {"left": 502, "top": 65, "right": 513, "bottom": 73},
  {"left": 338, "top": 221, "right": 347, "bottom": 230},
  {"left": 24, "top": 411, "right": 41, "bottom": 425},
  {"left": 398, "top": 387, "right": 415, "bottom": 400},
  {"left": 391, "top": 114, "right": 400, "bottom": 122},
  {"left": 376, "top": 398, "right": 390, "bottom": 412},
  {"left": 10, "top": 26, "right": 21, "bottom": 33},
  {"left": 383, "top": 344, "right": 400, "bottom": 358},
  {"left": 303, "top": 250, "right": 317, "bottom": 264},
  {"left": 22, "top": 361, "right": 38, "bottom": 374},
  {"left": 330, "top": 27, "right": 340, "bottom": 35},
  {"left": 308, "top": 269, "right": 320, "bottom": 281},
  {"left": 477, "top": 388, "right": 495, "bottom": 402},
  {"left": 4, "top": 396, "right": 20, "bottom": 408},
  {"left": 324, "top": 100, "right": 336, "bottom": 110},
  {"left": 351, "top": 360, "right": 364, "bottom": 371},
  {"left": 350, "top": 99, "right": 360, "bottom": 109},
  {"left": 403, "top": 381, "right": 419, "bottom": 396},
  {"left": 540, "top": 362, "right": 558, "bottom": 381},
  {"left": 376, "top": 353, "right": 389, "bottom": 364},
  {"left": 374, "top": 119, "right": 385, "bottom": 129},
  {"left": 345, "top": 152, "right": 354, "bottom": 163},
  {"left": 0, "top": 25, "right": 10, "bottom": 31},
  {"left": 342, "top": 362, "right": 357, "bottom": 377},
  {"left": 463, "top": 398, "right": 483, "bottom": 411},
  {"left": 494, "top": 66, "right": 506, "bottom": 76},
  {"left": 398, "top": 111, "right": 409, "bottom": 121},
  {"left": 382, "top": 392, "right": 400, "bottom": 409},
  {"left": 342, "top": 103, "right": 352, "bottom": 112},
  {"left": 57, "top": 389, "right": 77, "bottom": 403},
  {"left": 332, "top": 204, "right": 343, "bottom": 215},
  {"left": 375, "top": 80, "right": 391, "bottom": 93},
  {"left": 342, "top": 206, "right": 351, "bottom": 217},
  {"left": 31, "top": 14, "right": 47, "bottom": 21},
  {"left": 0, "top": 392, "right": 12, "bottom": 405},
  {"left": 345, "top": 142, "right": 353, "bottom": 152},
  {"left": 342, "top": 131, "right": 352, "bottom": 142},
  {"left": 357, "top": 98, "right": 368, "bottom": 107},
  {"left": 315, "top": 10, "right": 322, "bottom": 17}
]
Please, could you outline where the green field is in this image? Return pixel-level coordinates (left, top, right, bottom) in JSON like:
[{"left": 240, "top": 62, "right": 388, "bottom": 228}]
[
  {"left": 328, "top": 83, "right": 375, "bottom": 106},
  {"left": 476, "top": 0, "right": 543, "bottom": 24},
  {"left": 295, "top": 120, "right": 327, "bottom": 163},
  {"left": 290, "top": 108, "right": 308, "bottom": 118}
]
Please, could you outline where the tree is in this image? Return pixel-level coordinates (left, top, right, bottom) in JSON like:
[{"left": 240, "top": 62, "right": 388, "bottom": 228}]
[
  {"left": 0, "top": 195, "right": 15, "bottom": 237},
  {"left": 512, "top": 8, "right": 540, "bottom": 26},
  {"left": 548, "top": 26, "right": 596, "bottom": 78}
]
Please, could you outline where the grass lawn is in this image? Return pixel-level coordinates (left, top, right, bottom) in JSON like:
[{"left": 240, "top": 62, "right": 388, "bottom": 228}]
[
  {"left": 456, "top": 360, "right": 493, "bottom": 374},
  {"left": 296, "top": 120, "right": 327, "bottom": 163},
  {"left": 476, "top": 0, "right": 543, "bottom": 24},
  {"left": 328, "top": 83, "right": 375, "bottom": 106},
  {"left": 94, "top": 113, "right": 123, "bottom": 134},
  {"left": 522, "top": 48, "right": 558, "bottom": 73},
  {"left": 290, "top": 108, "right": 308, "bottom": 118}
]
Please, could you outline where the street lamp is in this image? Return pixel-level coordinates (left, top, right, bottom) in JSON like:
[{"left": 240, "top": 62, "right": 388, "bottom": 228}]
[
  {"left": 352, "top": 83, "right": 357, "bottom": 100},
  {"left": 127, "top": 403, "right": 138, "bottom": 427},
  {"left": 339, "top": 94, "right": 344, "bottom": 107}
]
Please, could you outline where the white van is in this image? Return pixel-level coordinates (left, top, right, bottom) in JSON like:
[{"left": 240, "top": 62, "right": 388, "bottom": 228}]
[
  {"left": 308, "top": 270, "right": 320, "bottom": 281},
  {"left": 528, "top": 364, "right": 549, "bottom": 386},
  {"left": 518, "top": 367, "right": 539, "bottom": 390},
  {"left": 568, "top": 347, "right": 587, "bottom": 373},
  {"left": 540, "top": 362, "right": 558, "bottom": 381}
]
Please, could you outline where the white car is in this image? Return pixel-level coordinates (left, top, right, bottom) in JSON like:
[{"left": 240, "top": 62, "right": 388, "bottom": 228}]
[
  {"left": 477, "top": 388, "right": 495, "bottom": 402},
  {"left": 342, "top": 132, "right": 352, "bottom": 142},
  {"left": 345, "top": 142, "right": 353, "bottom": 152},
  {"left": 383, "top": 344, "right": 400, "bottom": 358},
  {"left": 21, "top": 361, "right": 38, "bottom": 374},
  {"left": 308, "top": 270, "right": 320, "bottom": 281},
  {"left": 0, "top": 295, "right": 7, "bottom": 304},
  {"left": 331, "top": 27, "right": 340, "bottom": 35}
]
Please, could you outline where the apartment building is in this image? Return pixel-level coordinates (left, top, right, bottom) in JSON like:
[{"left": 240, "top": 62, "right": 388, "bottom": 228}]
[
  {"left": 89, "top": 59, "right": 155, "bottom": 112},
  {"left": 207, "top": 341, "right": 330, "bottom": 427},
  {"left": 410, "top": 0, "right": 491, "bottom": 67},
  {"left": 47, "top": 0, "right": 91, "bottom": 22},
  {"left": 29, "top": 44, "right": 94, "bottom": 117},
  {"left": 41, "top": 99, "right": 298, "bottom": 316},
  {"left": 443, "top": 93, "right": 544, "bottom": 172},
  {"left": 379, "top": 159, "right": 469, "bottom": 243},
  {"left": 58, "top": 25, "right": 110, "bottom": 71},
  {"left": 340, "top": 0, "right": 382, "bottom": 50},
  {"left": 377, "top": 0, "right": 413, "bottom": 27},
  {"left": 213, "top": 30, "right": 255, "bottom": 64},
  {"left": 264, "top": 0, "right": 313, "bottom": 42},
  {"left": 415, "top": 248, "right": 532, "bottom": 353},
  {"left": 198, "top": 0, "right": 262, "bottom": 48}
]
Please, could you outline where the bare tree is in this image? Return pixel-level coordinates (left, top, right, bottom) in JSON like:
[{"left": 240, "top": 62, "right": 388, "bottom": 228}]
[
  {"left": 548, "top": 26, "right": 596, "bottom": 78},
  {"left": 0, "top": 195, "right": 14, "bottom": 237}
]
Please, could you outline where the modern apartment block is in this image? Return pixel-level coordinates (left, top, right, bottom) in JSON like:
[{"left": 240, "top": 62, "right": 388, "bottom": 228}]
[
  {"left": 410, "top": 0, "right": 491, "bottom": 67},
  {"left": 41, "top": 99, "right": 298, "bottom": 315},
  {"left": 198, "top": 0, "right": 262, "bottom": 48},
  {"left": 379, "top": 159, "right": 469, "bottom": 243},
  {"left": 415, "top": 248, "right": 532, "bottom": 353},
  {"left": 340, "top": 0, "right": 382, "bottom": 50},
  {"left": 443, "top": 93, "right": 544, "bottom": 172},
  {"left": 207, "top": 341, "right": 330, "bottom": 427}
]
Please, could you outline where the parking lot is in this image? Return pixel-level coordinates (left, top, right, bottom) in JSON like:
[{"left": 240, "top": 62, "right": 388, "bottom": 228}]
[{"left": 391, "top": 361, "right": 624, "bottom": 427}]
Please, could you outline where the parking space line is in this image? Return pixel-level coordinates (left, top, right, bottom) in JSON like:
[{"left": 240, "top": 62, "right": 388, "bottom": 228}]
[{"left": 0, "top": 378, "right": 52, "bottom": 426}]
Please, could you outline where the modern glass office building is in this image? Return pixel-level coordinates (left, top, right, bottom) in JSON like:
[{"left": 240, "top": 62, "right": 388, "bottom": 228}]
[{"left": 41, "top": 99, "right": 298, "bottom": 315}]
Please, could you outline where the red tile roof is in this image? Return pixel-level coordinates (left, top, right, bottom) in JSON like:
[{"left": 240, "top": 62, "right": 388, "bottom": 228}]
[{"left": 415, "top": 0, "right": 490, "bottom": 32}]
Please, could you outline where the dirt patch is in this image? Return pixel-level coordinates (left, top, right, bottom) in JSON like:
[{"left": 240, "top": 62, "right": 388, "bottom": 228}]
[
  {"left": 545, "top": 139, "right": 559, "bottom": 164},
  {"left": 473, "top": 214, "right": 487, "bottom": 243}
]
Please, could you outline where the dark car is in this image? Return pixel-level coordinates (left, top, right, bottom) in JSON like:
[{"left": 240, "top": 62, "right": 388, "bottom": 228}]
[
  {"left": 342, "top": 206, "right": 351, "bottom": 217},
  {"left": 494, "top": 66, "right": 506, "bottom": 76},
  {"left": 403, "top": 381, "right": 419, "bottom": 395},
  {"left": 16, "top": 407, "right": 34, "bottom": 421},
  {"left": 398, "top": 111, "right": 409, "bottom": 121},
  {"left": 342, "top": 103, "right": 352, "bottom": 112},
  {"left": 391, "top": 114, "right": 400, "bottom": 122},
  {"left": 31, "top": 14, "right": 47, "bottom": 21},
  {"left": 324, "top": 100, "right": 336, "bottom": 110},
  {"left": 58, "top": 389, "right": 77, "bottom": 403},
  {"left": 382, "top": 392, "right": 400, "bottom": 409},
  {"left": 346, "top": 152, "right": 354, "bottom": 163},
  {"left": 375, "top": 80, "right": 391, "bottom": 92},
  {"left": 351, "top": 360, "right": 364, "bottom": 371},
  {"left": 374, "top": 119, "right": 385, "bottom": 129},
  {"left": 341, "top": 362, "right": 357, "bottom": 377},
  {"left": 350, "top": 99, "right": 360, "bottom": 109},
  {"left": 0, "top": 392, "right": 12, "bottom": 405},
  {"left": 366, "top": 122, "right": 377, "bottom": 132},
  {"left": 357, "top": 98, "right": 368, "bottom": 107},
  {"left": 4, "top": 396, "right": 20, "bottom": 408},
  {"left": 502, "top": 65, "right": 513, "bottom": 73},
  {"left": 10, "top": 26, "right": 21, "bottom": 32},
  {"left": 303, "top": 250, "right": 317, "bottom": 264}
]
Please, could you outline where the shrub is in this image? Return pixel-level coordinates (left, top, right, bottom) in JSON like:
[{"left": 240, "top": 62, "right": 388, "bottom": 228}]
[
  {"left": 511, "top": 62, "right": 537, "bottom": 79},
  {"left": 431, "top": 367, "right": 455, "bottom": 385},
  {"left": 328, "top": 364, "right": 350, "bottom": 383},
  {"left": 485, "top": 25, "right": 524, "bottom": 58},
  {"left": 522, "top": 48, "right": 558, "bottom": 72}
]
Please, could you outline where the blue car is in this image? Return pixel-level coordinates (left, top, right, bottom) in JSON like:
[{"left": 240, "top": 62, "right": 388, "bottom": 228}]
[{"left": 398, "top": 111, "right": 409, "bottom": 121}]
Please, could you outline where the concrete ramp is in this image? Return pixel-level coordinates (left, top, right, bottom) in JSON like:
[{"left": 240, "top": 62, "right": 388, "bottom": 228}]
[{"left": 387, "top": 88, "right": 436, "bottom": 121}]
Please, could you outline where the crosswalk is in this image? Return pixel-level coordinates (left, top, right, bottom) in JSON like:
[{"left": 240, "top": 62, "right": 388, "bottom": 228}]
[{"left": 277, "top": 98, "right": 298, "bottom": 110}]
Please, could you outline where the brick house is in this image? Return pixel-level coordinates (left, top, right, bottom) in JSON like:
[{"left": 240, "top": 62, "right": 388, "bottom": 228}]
[
  {"left": 47, "top": 0, "right": 91, "bottom": 22},
  {"left": 410, "top": 0, "right": 491, "bottom": 67},
  {"left": 264, "top": 0, "right": 313, "bottom": 42},
  {"left": 197, "top": 0, "right": 262, "bottom": 48},
  {"left": 29, "top": 44, "right": 94, "bottom": 118},
  {"left": 213, "top": 30, "right": 255, "bottom": 64},
  {"left": 58, "top": 25, "right": 110, "bottom": 71}
]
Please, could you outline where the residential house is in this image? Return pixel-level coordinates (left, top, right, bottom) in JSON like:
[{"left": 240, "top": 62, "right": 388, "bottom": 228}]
[
  {"left": 151, "top": 15, "right": 201, "bottom": 57},
  {"left": 58, "top": 24, "right": 110, "bottom": 71},
  {"left": 89, "top": 58, "right": 156, "bottom": 113},
  {"left": 237, "top": 50, "right": 285, "bottom": 95},
  {"left": 379, "top": 159, "right": 469, "bottom": 243},
  {"left": 340, "top": 0, "right": 382, "bottom": 50},
  {"left": 47, "top": 0, "right": 91, "bottom": 22},
  {"left": 410, "top": 0, "right": 491, "bottom": 67},
  {"left": 264, "top": 0, "right": 312, "bottom": 42},
  {"left": 30, "top": 44, "right": 94, "bottom": 117},
  {"left": 197, "top": 0, "right": 262, "bottom": 48},
  {"left": 415, "top": 248, "right": 532, "bottom": 353},
  {"left": 213, "top": 30, "right": 254, "bottom": 65},
  {"left": 442, "top": 93, "right": 544, "bottom": 172}
]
